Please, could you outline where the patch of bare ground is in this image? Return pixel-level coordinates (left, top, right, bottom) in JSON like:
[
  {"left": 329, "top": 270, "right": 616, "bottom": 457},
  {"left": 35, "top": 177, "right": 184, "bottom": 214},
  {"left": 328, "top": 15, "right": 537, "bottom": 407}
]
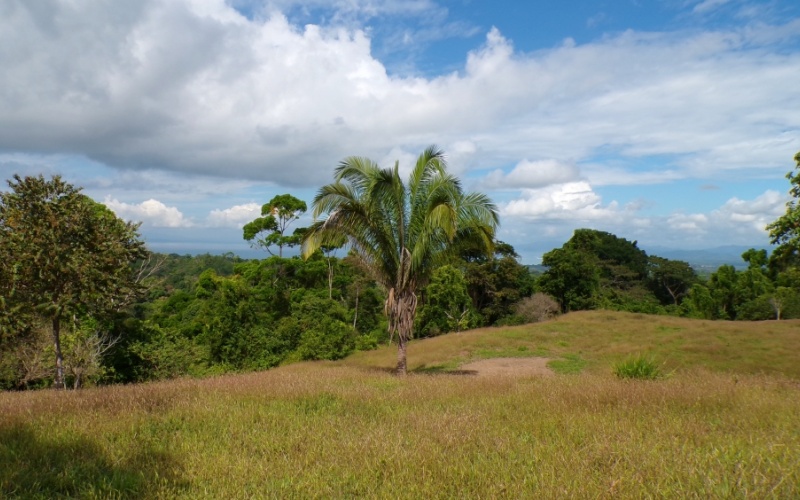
[{"left": 459, "top": 357, "right": 554, "bottom": 377}]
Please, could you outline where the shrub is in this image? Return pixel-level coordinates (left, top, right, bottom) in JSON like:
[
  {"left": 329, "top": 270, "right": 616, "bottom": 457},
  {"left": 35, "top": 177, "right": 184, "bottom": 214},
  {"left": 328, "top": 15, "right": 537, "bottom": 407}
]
[
  {"left": 296, "top": 320, "right": 355, "bottom": 361},
  {"left": 514, "top": 293, "right": 561, "bottom": 324},
  {"left": 613, "top": 354, "right": 663, "bottom": 380},
  {"left": 494, "top": 314, "right": 526, "bottom": 327},
  {"left": 354, "top": 334, "right": 378, "bottom": 351}
]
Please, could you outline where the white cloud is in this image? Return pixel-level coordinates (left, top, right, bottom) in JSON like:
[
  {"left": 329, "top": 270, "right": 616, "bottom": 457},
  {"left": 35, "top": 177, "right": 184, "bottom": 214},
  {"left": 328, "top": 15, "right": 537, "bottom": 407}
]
[
  {"left": 714, "top": 189, "right": 786, "bottom": 229},
  {"left": 103, "top": 197, "right": 193, "bottom": 227},
  {"left": 2, "top": 0, "right": 799, "bottom": 259},
  {"left": 503, "top": 181, "right": 621, "bottom": 221},
  {"left": 1, "top": 1, "right": 797, "bottom": 189},
  {"left": 207, "top": 202, "right": 261, "bottom": 227},
  {"left": 667, "top": 190, "right": 785, "bottom": 236},
  {"left": 483, "top": 159, "right": 580, "bottom": 189},
  {"left": 582, "top": 165, "right": 685, "bottom": 186},
  {"left": 667, "top": 213, "right": 709, "bottom": 232},
  {"left": 498, "top": 188, "right": 787, "bottom": 261}
]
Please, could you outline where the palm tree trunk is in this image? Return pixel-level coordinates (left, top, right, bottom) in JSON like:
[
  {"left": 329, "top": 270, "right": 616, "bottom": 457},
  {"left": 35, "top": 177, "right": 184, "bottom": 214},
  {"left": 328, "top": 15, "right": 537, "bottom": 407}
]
[
  {"left": 396, "top": 334, "right": 408, "bottom": 375},
  {"left": 391, "top": 290, "right": 417, "bottom": 376}
]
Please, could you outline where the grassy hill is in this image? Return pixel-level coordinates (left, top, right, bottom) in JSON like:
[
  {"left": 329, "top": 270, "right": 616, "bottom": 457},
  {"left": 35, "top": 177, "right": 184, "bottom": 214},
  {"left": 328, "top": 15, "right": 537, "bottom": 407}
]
[{"left": 2, "top": 311, "right": 799, "bottom": 498}]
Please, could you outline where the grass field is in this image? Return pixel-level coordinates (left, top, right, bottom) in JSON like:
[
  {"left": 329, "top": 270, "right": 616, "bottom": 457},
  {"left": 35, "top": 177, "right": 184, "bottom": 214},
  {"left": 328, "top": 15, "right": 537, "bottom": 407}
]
[{"left": 2, "top": 311, "right": 799, "bottom": 498}]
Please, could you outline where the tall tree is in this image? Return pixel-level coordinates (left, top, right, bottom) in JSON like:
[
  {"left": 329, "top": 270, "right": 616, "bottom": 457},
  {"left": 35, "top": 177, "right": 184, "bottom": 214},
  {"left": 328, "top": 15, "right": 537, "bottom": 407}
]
[
  {"left": 767, "top": 152, "right": 800, "bottom": 260},
  {"left": 648, "top": 256, "right": 697, "bottom": 305},
  {"left": 538, "top": 229, "right": 656, "bottom": 312},
  {"left": 243, "top": 194, "right": 307, "bottom": 257},
  {"left": 0, "top": 175, "right": 147, "bottom": 389},
  {"left": 302, "top": 146, "right": 498, "bottom": 374},
  {"left": 538, "top": 245, "right": 600, "bottom": 312}
]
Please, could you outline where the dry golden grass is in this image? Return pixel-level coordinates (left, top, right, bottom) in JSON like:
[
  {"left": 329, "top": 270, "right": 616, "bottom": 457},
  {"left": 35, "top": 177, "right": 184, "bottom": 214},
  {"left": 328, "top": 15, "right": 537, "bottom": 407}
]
[{"left": 2, "top": 310, "right": 799, "bottom": 498}]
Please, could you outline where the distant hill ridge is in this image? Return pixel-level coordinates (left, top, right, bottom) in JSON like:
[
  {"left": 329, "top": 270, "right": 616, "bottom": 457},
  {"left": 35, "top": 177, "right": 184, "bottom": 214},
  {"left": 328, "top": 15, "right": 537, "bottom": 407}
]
[{"left": 527, "top": 245, "right": 771, "bottom": 272}]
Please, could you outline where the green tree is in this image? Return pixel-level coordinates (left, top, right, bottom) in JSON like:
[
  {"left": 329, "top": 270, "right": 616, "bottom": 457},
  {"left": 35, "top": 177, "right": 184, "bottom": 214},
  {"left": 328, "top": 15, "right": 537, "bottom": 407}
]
[
  {"left": 708, "top": 264, "right": 739, "bottom": 320},
  {"left": 302, "top": 146, "right": 498, "bottom": 374},
  {"left": 538, "top": 246, "right": 600, "bottom": 312},
  {"left": 767, "top": 152, "right": 800, "bottom": 260},
  {"left": 457, "top": 240, "right": 535, "bottom": 325},
  {"left": 648, "top": 256, "right": 697, "bottom": 305},
  {"left": 243, "top": 194, "right": 307, "bottom": 257},
  {"left": 538, "top": 229, "right": 659, "bottom": 313},
  {"left": 417, "top": 265, "right": 475, "bottom": 336},
  {"left": 0, "top": 175, "right": 147, "bottom": 389}
]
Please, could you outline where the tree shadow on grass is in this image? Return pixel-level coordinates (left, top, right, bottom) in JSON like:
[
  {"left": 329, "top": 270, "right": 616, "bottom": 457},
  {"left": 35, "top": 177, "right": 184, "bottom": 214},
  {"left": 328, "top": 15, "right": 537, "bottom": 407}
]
[
  {"left": 0, "top": 423, "right": 187, "bottom": 498},
  {"left": 359, "top": 365, "right": 478, "bottom": 376},
  {"left": 413, "top": 364, "right": 478, "bottom": 376}
]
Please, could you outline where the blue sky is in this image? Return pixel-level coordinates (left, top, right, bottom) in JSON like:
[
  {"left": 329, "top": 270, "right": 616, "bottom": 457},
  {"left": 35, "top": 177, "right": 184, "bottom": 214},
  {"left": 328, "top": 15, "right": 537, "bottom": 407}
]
[{"left": 1, "top": 0, "right": 799, "bottom": 263}]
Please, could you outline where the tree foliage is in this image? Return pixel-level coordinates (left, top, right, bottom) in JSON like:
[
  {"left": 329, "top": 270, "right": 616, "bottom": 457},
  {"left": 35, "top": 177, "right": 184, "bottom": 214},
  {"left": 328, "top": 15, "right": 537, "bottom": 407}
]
[
  {"left": 243, "top": 194, "right": 307, "bottom": 257},
  {"left": 302, "top": 146, "right": 498, "bottom": 374},
  {"left": 457, "top": 240, "right": 535, "bottom": 325},
  {"left": 416, "top": 265, "right": 475, "bottom": 336},
  {"left": 539, "top": 229, "right": 698, "bottom": 314},
  {"left": 648, "top": 256, "right": 697, "bottom": 305},
  {"left": 767, "top": 151, "right": 800, "bottom": 262},
  {"left": 0, "top": 175, "right": 147, "bottom": 389}
]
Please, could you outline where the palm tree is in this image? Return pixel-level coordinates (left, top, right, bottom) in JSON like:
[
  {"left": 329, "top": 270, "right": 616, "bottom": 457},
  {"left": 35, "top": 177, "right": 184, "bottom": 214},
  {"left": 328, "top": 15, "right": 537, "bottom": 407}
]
[{"left": 302, "top": 146, "right": 499, "bottom": 374}]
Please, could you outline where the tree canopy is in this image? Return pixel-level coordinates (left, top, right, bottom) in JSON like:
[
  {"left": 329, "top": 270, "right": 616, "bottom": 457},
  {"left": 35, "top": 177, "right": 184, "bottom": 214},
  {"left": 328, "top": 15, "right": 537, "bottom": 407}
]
[
  {"left": 302, "top": 146, "right": 499, "bottom": 374},
  {"left": 0, "top": 175, "right": 147, "bottom": 389},
  {"left": 767, "top": 151, "right": 800, "bottom": 266},
  {"left": 243, "top": 194, "right": 307, "bottom": 257}
]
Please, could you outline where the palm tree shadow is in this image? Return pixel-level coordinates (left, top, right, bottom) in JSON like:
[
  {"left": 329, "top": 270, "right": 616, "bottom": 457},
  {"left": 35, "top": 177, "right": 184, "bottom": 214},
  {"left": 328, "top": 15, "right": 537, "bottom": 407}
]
[
  {"left": 413, "top": 364, "right": 478, "bottom": 376},
  {"left": 0, "top": 423, "right": 188, "bottom": 498},
  {"left": 360, "top": 365, "right": 478, "bottom": 376}
]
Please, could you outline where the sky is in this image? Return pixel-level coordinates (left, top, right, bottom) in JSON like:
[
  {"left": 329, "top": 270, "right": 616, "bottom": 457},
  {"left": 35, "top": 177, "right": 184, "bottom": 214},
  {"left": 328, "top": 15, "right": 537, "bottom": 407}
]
[{"left": 1, "top": 0, "right": 799, "bottom": 263}]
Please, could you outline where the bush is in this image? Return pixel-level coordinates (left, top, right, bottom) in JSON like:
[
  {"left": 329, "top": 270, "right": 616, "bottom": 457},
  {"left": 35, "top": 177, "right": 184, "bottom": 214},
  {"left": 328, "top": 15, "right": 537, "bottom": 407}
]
[
  {"left": 514, "top": 293, "right": 561, "bottom": 324},
  {"left": 494, "top": 314, "right": 526, "bottom": 327},
  {"left": 613, "top": 354, "right": 663, "bottom": 380},
  {"left": 296, "top": 320, "right": 355, "bottom": 361},
  {"left": 354, "top": 334, "right": 378, "bottom": 351}
]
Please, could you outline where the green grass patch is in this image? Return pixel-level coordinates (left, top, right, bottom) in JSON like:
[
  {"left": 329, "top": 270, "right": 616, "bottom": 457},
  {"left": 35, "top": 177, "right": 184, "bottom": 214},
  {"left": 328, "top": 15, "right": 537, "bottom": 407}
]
[{"left": 547, "top": 354, "right": 587, "bottom": 374}]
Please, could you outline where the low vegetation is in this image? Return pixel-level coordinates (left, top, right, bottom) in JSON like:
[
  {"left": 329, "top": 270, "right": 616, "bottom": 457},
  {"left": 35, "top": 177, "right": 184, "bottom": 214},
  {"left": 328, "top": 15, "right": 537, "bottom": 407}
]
[
  {"left": 613, "top": 354, "right": 665, "bottom": 380},
  {"left": 3, "top": 311, "right": 799, "bottom": 498}
]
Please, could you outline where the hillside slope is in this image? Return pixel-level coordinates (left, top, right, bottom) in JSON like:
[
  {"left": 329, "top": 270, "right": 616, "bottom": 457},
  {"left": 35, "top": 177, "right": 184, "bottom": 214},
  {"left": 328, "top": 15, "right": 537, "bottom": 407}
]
[
  {"left": 345, "top": 310, "right": 800, "bottom": 378},
  {"left": 2, "top": 311, "right": 799, "bottom": 498}
]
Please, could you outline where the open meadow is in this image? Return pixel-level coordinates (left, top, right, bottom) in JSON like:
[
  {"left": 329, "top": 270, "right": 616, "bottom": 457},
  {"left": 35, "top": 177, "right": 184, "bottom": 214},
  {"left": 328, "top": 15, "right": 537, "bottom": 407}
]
[{"left": 2, "top": 311, "right": 799, "bottom": 498}]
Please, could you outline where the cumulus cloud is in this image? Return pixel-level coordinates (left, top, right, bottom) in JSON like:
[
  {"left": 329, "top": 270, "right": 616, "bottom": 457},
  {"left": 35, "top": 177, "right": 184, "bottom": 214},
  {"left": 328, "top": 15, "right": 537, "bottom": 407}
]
[
  {"left": 500, "top": 187, "right": 786, "bottom": 258},
  {"left": 666, "top": 190, "right": 786, "bottom": 244},
  {"left": 483, "top": 159, "right": 580, "bottom": 189},
  {"left": 0, "top": 0, "right": 797, "bottom": 189},
  {"left": 207, "top": 202, "right": 262, "bottom": 227},
  {"left": 103, "top": 197, "right": 193, "bottom": 227},
  {"left": 2, "top": 0, "right": 799, "bottom": 258},
  {"left": 503, "top": 181, "right": 624, "bottom": 221},
  {"left": 667, "top": 213, "right": 709, "bottom": 232}
]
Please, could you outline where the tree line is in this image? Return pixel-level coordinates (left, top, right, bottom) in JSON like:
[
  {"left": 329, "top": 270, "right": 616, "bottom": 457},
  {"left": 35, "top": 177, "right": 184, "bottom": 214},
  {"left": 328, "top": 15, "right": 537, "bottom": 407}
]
[{"left": 2, "top": 150, "right": 799, "bottom": 389}]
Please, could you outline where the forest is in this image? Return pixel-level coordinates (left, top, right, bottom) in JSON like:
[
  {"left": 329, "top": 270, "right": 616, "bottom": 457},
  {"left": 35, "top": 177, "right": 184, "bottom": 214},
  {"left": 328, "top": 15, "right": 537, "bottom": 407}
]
[{"left": 2, "top": 151, "right": 799, "bottom": 390}]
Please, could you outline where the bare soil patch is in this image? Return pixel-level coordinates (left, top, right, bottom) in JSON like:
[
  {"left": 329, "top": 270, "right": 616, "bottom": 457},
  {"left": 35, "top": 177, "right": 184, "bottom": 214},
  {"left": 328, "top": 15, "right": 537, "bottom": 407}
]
[{"left": 459, "top": 357, "right": 554, "bottom": 377}]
